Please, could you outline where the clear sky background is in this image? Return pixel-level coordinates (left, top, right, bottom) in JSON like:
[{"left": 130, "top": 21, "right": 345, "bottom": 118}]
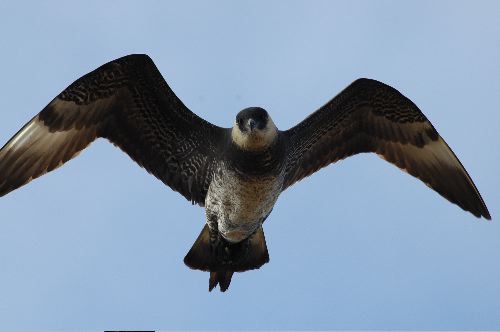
[{"left": 0, "top": 1, "right": 499, "bottom": 331}]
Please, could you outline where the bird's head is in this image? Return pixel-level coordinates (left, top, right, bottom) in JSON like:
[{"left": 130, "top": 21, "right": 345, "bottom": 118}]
[{"left": 231, "top": 107, "right": 278, "bottom": 151}]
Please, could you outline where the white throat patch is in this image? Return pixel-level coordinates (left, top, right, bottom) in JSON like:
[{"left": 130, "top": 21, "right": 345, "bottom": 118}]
[{"left": 231, "top": 117, "right": 278, "bottom": 151}]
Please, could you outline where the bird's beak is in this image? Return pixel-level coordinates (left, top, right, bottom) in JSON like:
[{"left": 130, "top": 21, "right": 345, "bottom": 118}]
[{"left": 248, "top": 119, "right": 256, "bottom": 132}]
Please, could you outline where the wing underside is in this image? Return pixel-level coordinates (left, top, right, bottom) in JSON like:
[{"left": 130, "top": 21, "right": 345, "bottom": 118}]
[
  {"left": 283, "top": 78, "right": 490, "bottom": 219},
  {"left": 0, "top": 54, "right": 227, "bottom": 205}
]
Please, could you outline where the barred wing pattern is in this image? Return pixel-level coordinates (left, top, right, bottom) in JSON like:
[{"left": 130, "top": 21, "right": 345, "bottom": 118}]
[
  {"left": 283, "top": 78, "right": 490, "bottom": 219},
  {"left": 0, "top": 54, "right": 226, "bottom": 205}
]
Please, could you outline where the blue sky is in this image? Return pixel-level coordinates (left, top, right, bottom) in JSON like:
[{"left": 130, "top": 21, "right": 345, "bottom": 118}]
[{"left": 0, "top": 1, "right": 499, "bottom": 331}]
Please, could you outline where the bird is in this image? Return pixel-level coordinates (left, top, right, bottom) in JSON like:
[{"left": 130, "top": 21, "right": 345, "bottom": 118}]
[{"left": 0, "top": 54, "right": 491, "bottom": 292}]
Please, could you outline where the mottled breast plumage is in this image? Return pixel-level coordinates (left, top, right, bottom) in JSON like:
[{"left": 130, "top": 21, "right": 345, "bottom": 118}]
[
  {"left": 206, "top": 162, "right": 284, "bottom": 243},
  {"left": 203, "top": 138, "right": 285, "bottom": 242}
]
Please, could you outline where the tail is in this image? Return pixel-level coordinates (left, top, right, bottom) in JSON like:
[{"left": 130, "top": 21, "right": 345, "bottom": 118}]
[{"left": 184, "top": 225, "right": 269, "bottom": 292}]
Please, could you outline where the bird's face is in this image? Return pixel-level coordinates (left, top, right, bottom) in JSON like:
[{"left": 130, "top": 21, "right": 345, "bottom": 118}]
[{"left": 231, "top": 107, "right": 278, "bottom": 150}]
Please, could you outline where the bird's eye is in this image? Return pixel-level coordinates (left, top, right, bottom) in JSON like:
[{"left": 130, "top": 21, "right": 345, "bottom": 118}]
[{"left": 237, "top": 118, "right": 243, "bottom": 126}]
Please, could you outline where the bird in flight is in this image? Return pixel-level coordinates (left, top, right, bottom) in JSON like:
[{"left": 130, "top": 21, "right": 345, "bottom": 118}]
[{"left": 0, "top": 54, "right": 490, "bottom": 292}]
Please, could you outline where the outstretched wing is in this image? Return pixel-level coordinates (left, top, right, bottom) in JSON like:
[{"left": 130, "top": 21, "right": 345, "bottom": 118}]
[
  {"left": 282, "top": 78, "right": 490, "bottom": 219},
  {"left": 0, "top": 54, "right": 228, "bottom": 205}
]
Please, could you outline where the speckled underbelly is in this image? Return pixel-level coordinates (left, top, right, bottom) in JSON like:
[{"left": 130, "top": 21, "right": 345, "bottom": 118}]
[{"left": 205, "top": 169, "right": 283, "bottom": 243}]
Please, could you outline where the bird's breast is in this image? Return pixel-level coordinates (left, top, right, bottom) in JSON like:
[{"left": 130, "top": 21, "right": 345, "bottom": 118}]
[{"left": 205, "top": 165, "right": 283, "bottom": 243}]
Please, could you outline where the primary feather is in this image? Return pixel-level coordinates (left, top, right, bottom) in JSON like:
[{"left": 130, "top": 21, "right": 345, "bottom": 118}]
[{"left": 0, "top": 55, "right": 491, "bottom": 292}]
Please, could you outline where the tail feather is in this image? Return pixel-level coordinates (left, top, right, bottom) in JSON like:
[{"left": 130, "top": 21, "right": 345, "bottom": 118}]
[
  {"left": 209, "top": 270, "right": 234, "bottom": 292},
  {"left": 184, "top": 225, "right": 269, "bottom": 292}
]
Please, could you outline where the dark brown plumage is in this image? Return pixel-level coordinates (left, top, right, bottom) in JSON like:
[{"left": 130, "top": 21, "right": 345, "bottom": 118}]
[
  {"left": 283, "top": 78, "right": 490, "bottom": 220},
  {"left": 0, "top": 54, "right": 227, "bottom": 204},
  {"left": 0, "top": 54, "right": 491, "bottom": 292}
]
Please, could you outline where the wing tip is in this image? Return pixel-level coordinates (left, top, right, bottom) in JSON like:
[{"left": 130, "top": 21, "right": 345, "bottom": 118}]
[
  {"left": 476, "top": 195, "right": 492, "bottom": 221},
  {"left": 471, "top": 205, "right": 491, "bottom": 220}
]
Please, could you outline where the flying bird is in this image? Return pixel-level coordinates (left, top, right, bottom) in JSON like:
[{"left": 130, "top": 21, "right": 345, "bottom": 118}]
[{"left": 0, "top": 54, "right": 490, "bottom": 291}]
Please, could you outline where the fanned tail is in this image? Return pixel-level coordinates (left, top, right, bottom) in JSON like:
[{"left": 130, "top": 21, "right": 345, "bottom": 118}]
[{"left": 184, "top": 225, "right": 269, "bottom": 292}]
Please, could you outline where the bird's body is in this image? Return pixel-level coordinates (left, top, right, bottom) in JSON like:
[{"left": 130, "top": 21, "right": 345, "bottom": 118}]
[
  {"left": 206, "top": 162, "right": 283, "bottom": 243},
  {"left": 0, "top": 54, "right": 491, "bottom": 292},
  {"left": 207, "top": 124, "right": 286, "bottom": 243}
]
